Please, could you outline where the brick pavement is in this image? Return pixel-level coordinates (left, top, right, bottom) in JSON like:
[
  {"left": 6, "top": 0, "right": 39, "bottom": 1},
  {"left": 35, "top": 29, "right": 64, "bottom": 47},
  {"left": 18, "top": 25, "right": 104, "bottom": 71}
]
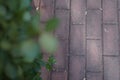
[{"left": 33, "top": 0, "right": 120, "bottom": 80}]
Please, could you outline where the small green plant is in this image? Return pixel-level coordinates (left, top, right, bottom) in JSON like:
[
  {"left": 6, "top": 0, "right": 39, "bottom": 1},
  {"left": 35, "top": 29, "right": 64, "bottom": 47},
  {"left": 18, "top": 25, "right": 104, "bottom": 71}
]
[{"left": 0, "top": 0, "right": 58, "bottom": 80}]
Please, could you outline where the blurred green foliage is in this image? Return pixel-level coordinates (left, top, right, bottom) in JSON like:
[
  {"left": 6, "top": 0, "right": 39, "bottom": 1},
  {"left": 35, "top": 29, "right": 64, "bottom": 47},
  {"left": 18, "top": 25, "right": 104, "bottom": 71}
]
[{"left": 0, "top": 0, "right": 58, "bottom": 80}]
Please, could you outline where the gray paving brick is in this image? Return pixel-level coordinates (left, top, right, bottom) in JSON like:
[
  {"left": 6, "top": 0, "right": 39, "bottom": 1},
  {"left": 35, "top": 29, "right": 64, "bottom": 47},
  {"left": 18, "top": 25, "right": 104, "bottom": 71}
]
[
  {"left": 87, "top": 0, "right": 101, "bottom": 9},
  {"left": 70, "top": 25, "right": 85, "bottom": 55},
  {"left": 87, "top": 10, "right": 102, "bottom": 39},
  {"left": 41, "top": 53, "right": 51, "bottom": 80},
  {"left": 52, "top": 71, "right": 67, "bottom": 80},
  {"left": 87, "top": 40, "right": 103, "bottom": 72},
  {"left": 54, "top": 10, "right": 70, "bottom": 69},
  {"left": 56, "top": 0, "right": 70, "bottom": 9},
  {"left": 119, "top": 11, "right": 120, "bottom": 27},
  {"left": 103, "top": 25, "right": 119, "bottom": 55},
  {"left": 53, "top": 39, "right": 68, "bottom": 70},
  {"left": 33, "top": 0, "right": 40, "bottom": 8},
  {"left": 71, "top": 0, "right": 86, "bottom": 24},
  {"left": 69, "top": 56, "right": 85, "bottom": 80},
  {"left": 103, "top": 0, "right": 117, "bottom": 23},
  {"left": 41, "top": 67, "right": 50, "bottom": 80},
  {"left": 118, "top": 0, "right": 120, "bottom": 9},
  {"left": 55, "top": 10, "right": 70, "bottom": 39},
  {"left": 40, "top": 0, "right": 54, "bottom": 21},
  {"left": 104, "top": 57, "right": 120, "bottom": 80},
  {"left": 87, "top": 72, "right": 103, "bottom": 80}
]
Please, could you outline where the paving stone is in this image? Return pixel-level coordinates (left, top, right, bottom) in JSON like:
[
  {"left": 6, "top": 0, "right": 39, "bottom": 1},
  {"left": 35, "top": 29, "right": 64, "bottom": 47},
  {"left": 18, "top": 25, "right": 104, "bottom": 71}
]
[
  {"left": 87, "top": 72, "right": 103, "bottom": 80},
  {"left": 53, "top": 39, "right": 68, "bottom": 70},
  {"left": 104, "top": 57, "right": 120, "bottom": 80},
  {"left": 33, "top": 0, "right": 40, "bottom": 8},
  {"left": 119, "top": 0, "right": 120, "bottom": 9},
  {"left": 70, "top": 25, "right": 85, "bottom": 55},
  {"left": 56, "top": 0, "right": 70, "bottom": 9},
  {"left": 87, "top": 0, "right": 101, "bottom": 9},
  {"left": 41, "top": 67, "right": 50, "bottom": 80},
  {"left": 55, "top": 10, "right": 70, "bottom": 39},
  {"left": 87, "top": 10, "right": 102, "bottom": 39},
  {"left": 52, "top": 71, "right": 67, "bottom": 80},
  {"left": 103, "top": 25, "right": 119, "bottom": 55},
  {"left": 69, "top": 56, "right": 85, "bottom": 80},
  {"left": 40, "top": 0, "right": 54, "bottom": 21},
  {"left": 54, "top": 10, "right": 70, "bottom": 69},
  {"left": 87, "top": 40, "right": 103, "bottom": 72},
  {"left": 103, "top": 0, "right": 117, "bottom": 23},
  {"left": 71, "top": 0, "right": 86, "bottom": 24}
]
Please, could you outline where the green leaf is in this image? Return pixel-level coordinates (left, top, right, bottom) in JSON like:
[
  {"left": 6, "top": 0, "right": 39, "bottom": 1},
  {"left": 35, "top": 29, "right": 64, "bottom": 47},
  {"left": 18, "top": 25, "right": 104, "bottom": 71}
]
[
  {"left": 46, "top": 56, "right": 56, "bottom": 71},
  {"left": 17, "top": 66, "right": 23, "bottom": 77},
  {"left": 0, "top": 40, "right": 11, "bottom": 50},
  {"left": 20, "top": 39, "right": 39, "bottom": 63},
  {"left": 5, "top": 63, "right": 18, "bottom": 79},
  {"left": 39, "top": 33, "right": 58, "bottom": 54},
  {"left": 5, "top": 13, "right": 13, "bottom": 20},
  {"left": 46, "top": 63, "right": 52, "bottom": 71},
  {"left": 6, "top": 0, "right": 19, "bottom": 11},
  {"left": 20, "top": 0, "right": 31, "bottom": 10},
  {"left": 48, "top": 56, "right": 56, "bottom": 64},
  {"left": 0, "top": 5, "right": 6, "bottom": 16},
  {"left": 0, "top": 52, "right": 4, "bottom": 75},
  {"left": 45, "top": 18, "right": 59, "bottom": 31},
  {"left": 23, "top": 12, "right": 31, "bottom": 21}
]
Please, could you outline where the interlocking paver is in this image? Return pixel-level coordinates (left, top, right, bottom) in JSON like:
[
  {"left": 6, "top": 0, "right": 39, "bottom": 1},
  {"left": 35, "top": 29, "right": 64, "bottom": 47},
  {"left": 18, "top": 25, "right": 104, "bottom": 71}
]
[
  {"left": 71, "top": 0, "right": 86, "bottom": 24},
  {"left": 41, "top": 67, "right": 50, "bottom": 80},
  {"left": 87, "top": 72, "right": 103, "bottom": 80},
  {"left": 56, "top": 0, "right": 70, "bottom": 9},
  {"left": 53, "top": 39, "right": 68, "bottom": 70},
  {"left": 103, "top": 0, "right": 117, "bottom": 23},
  {"left": 69, "top": 56, "right": 85, "bottom": 80},
  {"left": 70, "top": 25, "right": 85, "bottom": 55},
  {"left": 104, "top": 57, "right": 120, "bottom": 80},
  {"left": 87, "top": 10, "right": 102, "bottom": 39},
  {"left": 119, "top": 0, "right": 120, "bottom": 9},
  {"left": 40, "top": 0, "right": 54, "bottom": 21},
  {"left": 119, "top": 11, "right": 120, "bottom": 28},
  {"left": 103, "top": 25, "right": 119, "bottom": 55},
  {"left": 87, "top": 40, "right": 102, "bottom": 72},
  {"left": 87, "top": 0, "right": 101, "bottom": 9},
  {"left": 55, "top": 10, "right": 69, "bottom": 39},
  {"left": 33, "top": 0, "right": 39, "bottom": 8},
  {"left": 53, "top": 10, "right": 69, "bottom": 70},
  {"left": 51, "top": 72, "right": 67, "bottom": 80}
]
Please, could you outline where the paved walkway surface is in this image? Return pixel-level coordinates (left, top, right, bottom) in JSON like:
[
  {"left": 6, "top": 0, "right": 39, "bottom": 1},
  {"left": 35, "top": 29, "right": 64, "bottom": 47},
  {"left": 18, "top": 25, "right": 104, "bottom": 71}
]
[{"left": 33, "top": 0, "right": 120, "bottom": 80}]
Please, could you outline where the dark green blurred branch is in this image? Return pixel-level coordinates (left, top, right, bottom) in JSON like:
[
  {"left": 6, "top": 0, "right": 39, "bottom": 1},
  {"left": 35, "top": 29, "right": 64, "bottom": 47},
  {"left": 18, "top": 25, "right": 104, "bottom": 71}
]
[{"left": 0, "top": 0, "right": 58, "bottom": 80}]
